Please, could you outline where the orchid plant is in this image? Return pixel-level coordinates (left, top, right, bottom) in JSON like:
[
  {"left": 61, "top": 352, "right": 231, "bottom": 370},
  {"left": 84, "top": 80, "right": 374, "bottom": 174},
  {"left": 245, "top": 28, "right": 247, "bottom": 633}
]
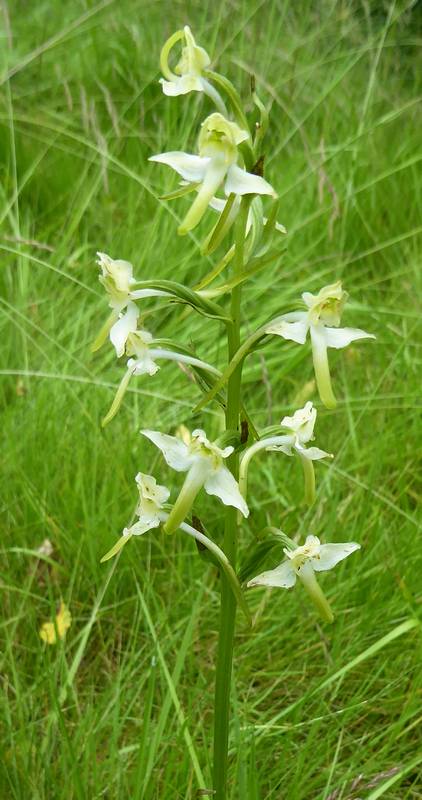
[{"left": 92, "top": 25, "right": 374, "bottom": 800}]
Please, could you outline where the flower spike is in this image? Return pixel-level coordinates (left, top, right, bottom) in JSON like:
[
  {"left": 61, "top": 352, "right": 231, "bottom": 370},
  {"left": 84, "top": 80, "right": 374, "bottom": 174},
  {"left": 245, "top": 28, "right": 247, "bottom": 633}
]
[
  {"left": 265, "top": 282, "right": 375, "bottom": 408},
  {"left": 248, "top": 534, "right": 360, "bottom": 622}
]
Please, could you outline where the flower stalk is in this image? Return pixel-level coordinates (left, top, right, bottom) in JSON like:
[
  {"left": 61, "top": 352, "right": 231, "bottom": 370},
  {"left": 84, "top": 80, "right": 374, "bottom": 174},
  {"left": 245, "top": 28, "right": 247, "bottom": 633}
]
[{"left": 213, "top": 197, "right": 250, "bottom": 800}]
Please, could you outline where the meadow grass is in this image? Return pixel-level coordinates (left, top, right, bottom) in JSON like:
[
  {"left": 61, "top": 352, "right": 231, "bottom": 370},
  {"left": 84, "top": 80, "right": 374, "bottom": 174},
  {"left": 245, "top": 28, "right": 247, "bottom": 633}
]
[{"left": 1, "top": 1, "right": 422, "bottom": 798}]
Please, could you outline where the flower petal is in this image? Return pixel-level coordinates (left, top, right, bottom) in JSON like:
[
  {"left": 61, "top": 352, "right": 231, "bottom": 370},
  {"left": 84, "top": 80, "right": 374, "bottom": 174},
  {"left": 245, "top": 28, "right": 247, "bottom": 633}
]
[
  {"left": 323, "top": 326, "right": 376, "bottom": 349},
  {"left": 312, "top": 542, "right": 361, "bottom": 572},
  {"left": 149, "top": 151, "right": 209, "bottom": 183},
  {"left": 124, "top": 517, "right": 161, "bottom": 536},
  {"left": 296, "top": 444, "right": 332, "bottom": 461},
  {"left": 102, "top": 367, "right": 133, "bottom": 427},
  {"left": 91, "top": 310, "right": 119, "bottom": 353},
  {"left": 97, "top": 251, "right": 135, "bottom": 292},
  {"left": 159, "top": 75, "right": 204, "bottom": 96},
  {"left": 265, "top": 312, "right": 309, "bottom": 344},
  {"left": 141, "top": 430, "right": 193, "bottom": 472},
  {"left": 136, "top": 472, "right": 170, "bottom": 506},
  {"left": 266, "top": 440, "right": 295, "bottom": 456},
  {"left": 109, "top": 302, "right": 139, "bottom": 357},
  {"left": 309, "top": 325, "right": 337, "bottom": 409},
  {"left": 182, "top": 25, "right": 211, "bottom": 71},
  {"left": 304, "top": 534, "right": 321, "bottom": 548},
  {"left": 163, "top": 460, "right": 211, "bottom": 534},
  {"left": 127, "top": 355, "right": 160, "bottom": 376},
  {"left": 296, "top": 451, "right": 317, "bottom": 506},
  {"left": 178, "top": 160, "right": 227, "bottom": 234},
  {"left": 296, "top": 561, "right": 334, "bottom": 622},
  {"left": 302, "top": 282, "right": 346, "bottom": 327},
  {"left": 204, "top": 465, "right": 249, "bottom": 517},
  {"left": 225, "top": 164, "right": 277, "bottom": 198},
  {"left": 191, "top": 429, "right": 234, "bottom": 460},
  {"left": 247, "top": 561, "right": 296, "bottom": 589},
  {"left": 281, "top": 401, "right": 316, "bottom": 443}
]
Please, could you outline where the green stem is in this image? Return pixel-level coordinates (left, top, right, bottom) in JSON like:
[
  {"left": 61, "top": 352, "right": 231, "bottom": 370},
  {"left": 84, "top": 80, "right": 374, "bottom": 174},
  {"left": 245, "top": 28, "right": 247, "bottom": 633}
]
[
  {"left": 192, "top": 327, "right": 265, "bottom": 414},
  {"left": 213, "top": 198, "right": 250, "bottom": 800}
]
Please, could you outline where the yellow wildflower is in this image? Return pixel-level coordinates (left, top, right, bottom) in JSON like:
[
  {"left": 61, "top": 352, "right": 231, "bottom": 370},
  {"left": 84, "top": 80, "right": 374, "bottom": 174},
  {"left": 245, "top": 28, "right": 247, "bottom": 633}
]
[{"left": 39, "top": 601, "right": 71, "bottom": 644}]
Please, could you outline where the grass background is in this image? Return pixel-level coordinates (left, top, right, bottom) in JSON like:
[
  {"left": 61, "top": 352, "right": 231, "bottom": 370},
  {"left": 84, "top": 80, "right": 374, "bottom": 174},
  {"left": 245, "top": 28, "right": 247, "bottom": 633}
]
[{"left": 1, "top": 0, "right": 422, "bottom": 798}]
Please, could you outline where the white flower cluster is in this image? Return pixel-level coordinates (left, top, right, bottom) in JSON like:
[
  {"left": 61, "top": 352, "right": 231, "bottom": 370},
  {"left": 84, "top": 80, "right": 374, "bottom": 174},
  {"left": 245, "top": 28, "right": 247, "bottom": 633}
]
[{"left": 92, "top": 25, "right": 375, "bottom": 623}]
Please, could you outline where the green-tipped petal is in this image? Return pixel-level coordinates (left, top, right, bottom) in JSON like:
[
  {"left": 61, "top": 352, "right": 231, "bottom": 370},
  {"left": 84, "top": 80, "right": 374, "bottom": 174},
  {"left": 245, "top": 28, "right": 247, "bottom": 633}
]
[
  {"left": 310, "top": 325, "right": 337, "bottom": 409},
  {"left": 101, "top": 533, "right": 132, "bottom": 562},
  {"left": 91, "top": 311, "right": 118, "bottom": 353},
  {"left": 159, "top": 29, "right": 184, "bottom": 81},
  {"left": 297, "top": 562, "right": 334, "bottom": 623},
  {"left": 201, "top": 193, "right": 238, "bottom": 255},
  {"left": 297, "top": 452, "right": 316, "bottom": 506},
  {"left": 178, "top": 161, "right": 227, "bottom": 234},
  {"left": 164, "top": 462, "right": 210, "bottom": 534},
  {"left": 102, "top": 368, "right": 133, "bottom": 427}
]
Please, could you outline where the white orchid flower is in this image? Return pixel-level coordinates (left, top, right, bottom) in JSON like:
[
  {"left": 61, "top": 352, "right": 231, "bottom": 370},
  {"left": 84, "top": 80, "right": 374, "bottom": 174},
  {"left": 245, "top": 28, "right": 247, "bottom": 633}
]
[
  {"left": 103, "top": 312, "right": 222, "bottom": 427},
  {"left": 126, "top": 328, "right": 160, "bottom": 376},
  {"left": 160, "top": 26, "right": 210, "bottom": 96},
  {"left": 100, "top": 471, "right": 251, "bottom": 622},
  {"left": 141, "top": 427, "right": 249, "bottom": 534},
  {"left": 125, "top": 472, "right": 170, "bottom": 536},
  {"left": 92, "top": 252, "right": 168, "bottom": 353},
  {"left": 247, "top": 534, "right": 361, "bottom": 622},
  {"left": 239, "top": 402, "right": 331, "bottom": 506},
  {"left": 264, "top": 281, "right": 375, "bottom": 408},
  {"left": 159, "top": 26, "right": 228, "bottom": 114},
  {"left": 102, "top": 324, "right": 221, "bottom": 426},
  {"left": 149, "top": 112, "right": 276, "bottom": 235},
  {"left": 97, "top": 251, "right": 136, "bottom": 312},
  {"left": 100, "top": 473, "right": 170, "bottom": 561}
]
